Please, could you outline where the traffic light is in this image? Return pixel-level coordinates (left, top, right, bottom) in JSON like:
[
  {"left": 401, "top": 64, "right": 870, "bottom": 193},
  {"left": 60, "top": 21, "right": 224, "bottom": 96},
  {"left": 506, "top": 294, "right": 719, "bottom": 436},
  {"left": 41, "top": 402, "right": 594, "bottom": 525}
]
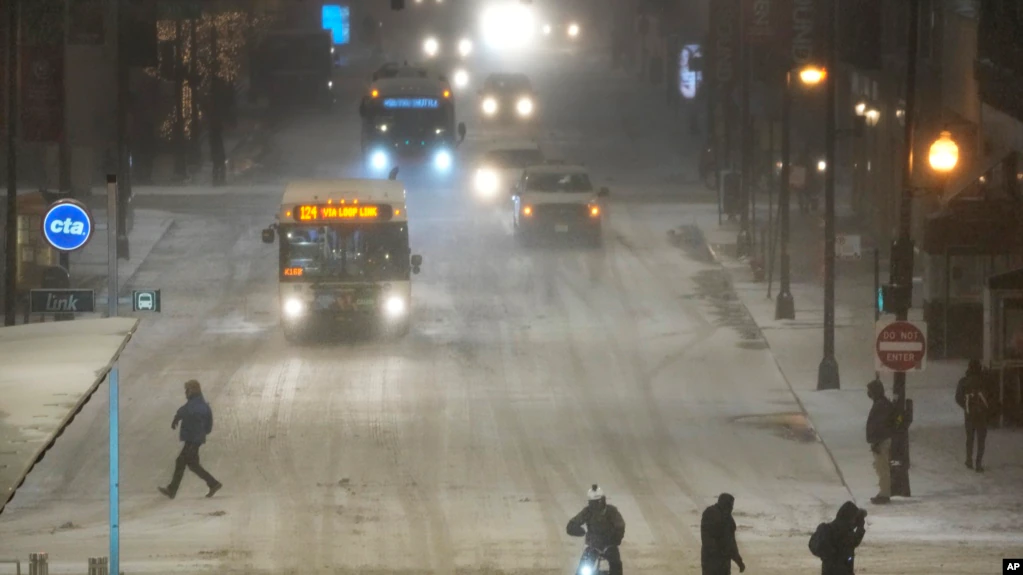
[{"left": 391, "top": 0, "right": 404, "bottom": 9}]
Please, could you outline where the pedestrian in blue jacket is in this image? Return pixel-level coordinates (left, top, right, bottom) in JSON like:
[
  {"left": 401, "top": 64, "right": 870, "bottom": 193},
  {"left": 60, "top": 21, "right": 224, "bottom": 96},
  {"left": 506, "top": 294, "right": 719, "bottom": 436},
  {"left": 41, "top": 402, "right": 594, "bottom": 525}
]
[{"left": 159, "top": 380, "right": 222, "bottom": 499}]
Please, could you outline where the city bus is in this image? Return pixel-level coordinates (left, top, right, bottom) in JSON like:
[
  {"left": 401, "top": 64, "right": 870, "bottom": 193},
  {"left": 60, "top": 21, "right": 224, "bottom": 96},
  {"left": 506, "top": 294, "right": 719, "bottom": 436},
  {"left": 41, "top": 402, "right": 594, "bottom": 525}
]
[
  {"left": 359, "top": 71, "right": 466, "bottom": 174},
  {"left": 261, "top": 178, "right": 422, "bottom": 341}
]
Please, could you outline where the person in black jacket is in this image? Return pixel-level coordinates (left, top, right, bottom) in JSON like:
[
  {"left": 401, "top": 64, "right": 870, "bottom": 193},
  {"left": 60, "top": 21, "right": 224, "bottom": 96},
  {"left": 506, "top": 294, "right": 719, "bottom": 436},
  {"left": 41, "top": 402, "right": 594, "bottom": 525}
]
[
  {"left": 956, "top": 359, "right": 992, "bottom": 472},
  {"left": 865, "top": 378, "right": 895, "bottom": 504},
  {"left": 701, "top": 493, "right": 746, "bottom": 575},
  {"left": 159, "top": 380, "right": 222, "bottom": 499},
  {"left": 566, "top": 485, "right": 626, "bottom": 575},
  {"left": 816, "top": 501, "right": 866, "bottom": 575}
]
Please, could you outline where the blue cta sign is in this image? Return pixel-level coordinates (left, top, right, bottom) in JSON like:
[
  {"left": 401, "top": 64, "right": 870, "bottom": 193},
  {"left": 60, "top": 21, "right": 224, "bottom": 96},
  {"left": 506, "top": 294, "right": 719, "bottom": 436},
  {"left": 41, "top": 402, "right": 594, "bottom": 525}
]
[{"left": 42, "top": 199, "right": 93, "bottom": 251}]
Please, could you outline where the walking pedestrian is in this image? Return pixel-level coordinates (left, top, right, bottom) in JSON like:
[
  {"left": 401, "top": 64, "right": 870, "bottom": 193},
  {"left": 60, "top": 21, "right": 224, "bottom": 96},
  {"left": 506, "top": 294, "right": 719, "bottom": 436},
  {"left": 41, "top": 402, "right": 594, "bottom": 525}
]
[
  {"left": 700, "top": 493, "right": 746, "bottom": 575},
  {"left": 159, "top": 380, "right": 222, "bottom": 499},
  {"left": 865, "top": 378, "right": 895, "bottom": 504},
  {"left": 956, "top": 359, "right": 993, "bottom": 472},
  {"left": 808, "top": 501, "right": 866, "bottom": 575}
]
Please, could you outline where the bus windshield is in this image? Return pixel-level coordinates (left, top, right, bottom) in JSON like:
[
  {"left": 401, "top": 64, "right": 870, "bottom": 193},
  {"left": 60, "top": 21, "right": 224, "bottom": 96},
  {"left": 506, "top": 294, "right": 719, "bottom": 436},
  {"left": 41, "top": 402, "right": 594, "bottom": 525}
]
[{"left": 280, "top": 223, "right": 409, "bottom": 281}]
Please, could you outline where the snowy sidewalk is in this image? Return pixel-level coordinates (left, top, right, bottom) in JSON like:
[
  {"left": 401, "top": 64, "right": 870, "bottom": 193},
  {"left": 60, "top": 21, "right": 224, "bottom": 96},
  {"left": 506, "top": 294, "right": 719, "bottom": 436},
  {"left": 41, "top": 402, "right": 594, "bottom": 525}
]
[{"left": 693, "top": 204, "right": 1023, "bottom": 544}]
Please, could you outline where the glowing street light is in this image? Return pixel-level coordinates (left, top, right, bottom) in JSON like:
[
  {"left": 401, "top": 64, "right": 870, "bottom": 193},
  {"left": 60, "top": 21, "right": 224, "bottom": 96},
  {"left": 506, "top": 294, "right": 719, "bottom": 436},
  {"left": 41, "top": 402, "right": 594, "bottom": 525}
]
[
  {"left": 798, "top": 66, "right": 826, "bottom": 86},
  {"left": 864, "top": 108, "right": 881, "bottom": 127},
  {"left": 854, "top": 101, "right": 867, "bottom": 116},
  {"left": 928, "top": 130, "right": 959, "bottom": 173}
]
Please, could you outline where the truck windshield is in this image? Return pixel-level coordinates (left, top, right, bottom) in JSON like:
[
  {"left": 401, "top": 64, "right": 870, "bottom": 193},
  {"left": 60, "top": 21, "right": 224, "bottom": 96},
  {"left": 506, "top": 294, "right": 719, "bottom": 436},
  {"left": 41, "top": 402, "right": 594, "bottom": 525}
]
[
  {"left": 524, "top": 172, "right": 593, "bottom": 192},
  {"left": 280, "top": 223, "right": 409, "bottom": 281}
]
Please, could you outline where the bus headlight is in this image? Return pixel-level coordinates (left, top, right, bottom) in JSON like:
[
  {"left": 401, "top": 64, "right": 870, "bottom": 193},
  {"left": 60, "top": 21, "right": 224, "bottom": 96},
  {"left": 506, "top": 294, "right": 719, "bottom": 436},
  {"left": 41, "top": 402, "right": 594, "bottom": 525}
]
[
  {"left": 283, "top": 298, "right": 305, "bottom": 319},
  {"left": 453, "top": 68, "right": 469, "bottom": 89},
  {"left": 434, "top": 149, "right": 452, "bottom": 171},
  {"left": 384, "top": 295, "right": 406, "bottom": 317},
  {"left": 567, "top": 23, "right": 580, "bottom": 38},
  {"left": 370, "top": 149, "right": 389, "bottom": 170},
  {"left": 458, "top": 38, "right": 473, "bottom": 57},
  {"left": 475, "top": 167, "right": 499, "bottom": 196},
  {"left": 482, "top": 97, "right": 498, "bottom": 115},
  {"left": 516, "top": 97, "right": 534, "bottom": 116},
  {"left": 423, "top": 36, "right": 439, "bottom": 57}
]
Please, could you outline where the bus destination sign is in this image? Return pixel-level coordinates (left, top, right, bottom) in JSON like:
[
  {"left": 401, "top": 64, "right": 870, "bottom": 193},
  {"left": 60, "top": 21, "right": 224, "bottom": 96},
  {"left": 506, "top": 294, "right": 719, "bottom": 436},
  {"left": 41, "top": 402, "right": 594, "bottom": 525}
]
[
  {"left": 383, "top": 98, "right": 439, "bottom": 109},
  {"left": 295, "top": 204, "right": 393, "bottom": 222}
]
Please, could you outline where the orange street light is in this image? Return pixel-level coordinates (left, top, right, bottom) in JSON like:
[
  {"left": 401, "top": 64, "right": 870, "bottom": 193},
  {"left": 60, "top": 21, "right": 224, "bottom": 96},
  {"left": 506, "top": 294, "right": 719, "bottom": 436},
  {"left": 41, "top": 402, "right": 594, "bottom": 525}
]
[{"left": 799, "top": 66, "right": 826, "bottom": 86}]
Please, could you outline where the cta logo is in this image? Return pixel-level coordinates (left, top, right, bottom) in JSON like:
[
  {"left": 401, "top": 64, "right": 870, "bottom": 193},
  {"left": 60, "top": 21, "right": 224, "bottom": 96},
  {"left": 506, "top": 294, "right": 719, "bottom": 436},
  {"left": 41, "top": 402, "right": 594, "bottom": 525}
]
[{"left": 42, "top": 199, "right": 93, "bottom": 251}]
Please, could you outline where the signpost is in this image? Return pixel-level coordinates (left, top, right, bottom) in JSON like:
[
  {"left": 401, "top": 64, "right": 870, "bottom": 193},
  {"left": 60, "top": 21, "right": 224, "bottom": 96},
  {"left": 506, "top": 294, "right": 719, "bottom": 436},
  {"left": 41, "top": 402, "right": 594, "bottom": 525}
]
[
  {"left": 875, "top": 320, "right": 927, "bottom": 372},
  {"left": 29, "top": 289, "right": 96, "bottom": 314},
  {"left": 42, "top": 199, "right": 93, "bottom": 251}
]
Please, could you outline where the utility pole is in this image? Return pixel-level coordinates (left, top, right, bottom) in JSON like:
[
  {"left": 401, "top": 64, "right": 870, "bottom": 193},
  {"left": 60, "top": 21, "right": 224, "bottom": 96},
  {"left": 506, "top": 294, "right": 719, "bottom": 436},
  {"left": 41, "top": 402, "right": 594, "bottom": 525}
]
[
  {"left": 888, "top": 0, "right": 923, "bottom": 497},
  {"left": 776, "top": 70, "right": 795, "bottom": 320},
  {"left": 115, "top": 0, "right": 130, "bottom": 260},
  {"left": 817, "top": 0, "right": 840, "bottom": 390},
  {"left": 736, "top": 14, "right": 752, "bottom": 257},
  {"left": 4, "top": 0, "right": 18, "bottom": 326}
]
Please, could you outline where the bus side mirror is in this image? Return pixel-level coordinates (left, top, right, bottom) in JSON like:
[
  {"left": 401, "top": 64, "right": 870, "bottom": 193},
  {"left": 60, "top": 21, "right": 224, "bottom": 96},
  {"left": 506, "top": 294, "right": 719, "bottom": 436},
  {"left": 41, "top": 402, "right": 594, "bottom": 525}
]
[
  {"left": 261, "top": 227, "right": 276, "bottom": 244},
  {"left": 457, "top": 122, "right": 466, "bottom": 142},
  {"left": 388, "top": 167, "right": 400, "bottom": 180},
  {"left": 411, "top": 254, "right": 423, "bottom": 274}
]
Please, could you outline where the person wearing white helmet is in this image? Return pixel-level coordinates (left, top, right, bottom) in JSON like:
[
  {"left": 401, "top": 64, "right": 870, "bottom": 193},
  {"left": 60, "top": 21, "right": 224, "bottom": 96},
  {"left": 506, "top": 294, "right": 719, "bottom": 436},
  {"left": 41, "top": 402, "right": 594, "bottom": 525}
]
[{"left": 566, "top": 484, "right": 626, "bottom": 575}]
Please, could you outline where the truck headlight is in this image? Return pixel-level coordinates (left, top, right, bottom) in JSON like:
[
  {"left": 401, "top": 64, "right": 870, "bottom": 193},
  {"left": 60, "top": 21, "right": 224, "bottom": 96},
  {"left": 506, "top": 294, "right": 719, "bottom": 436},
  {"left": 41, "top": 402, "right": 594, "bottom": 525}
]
[
  {"left": 482, "top": 97, "right": 498, "bottom": 115},
  {"left": 475, "top": 168, "right": 499, "bottom": 195},
  {"left": 283, "top": 298, "right": 304, "bottom": 319},
  {"left": 384, "top": 295, "right": 406, "bottom": 317},
  {"left": 516, "top": 97, "right": 533, "bottom": 116}
]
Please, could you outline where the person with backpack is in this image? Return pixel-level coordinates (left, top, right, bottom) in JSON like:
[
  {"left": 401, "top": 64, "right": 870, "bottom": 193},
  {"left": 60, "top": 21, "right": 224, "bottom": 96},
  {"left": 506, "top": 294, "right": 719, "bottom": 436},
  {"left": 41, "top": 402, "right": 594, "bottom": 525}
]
[
  {"left": 808, "top": 501, "right": 866, "bottom": 575},
  {"left": 956, "top": 359, "right": 993, "bottom": 472},
  {"left": 865, "top": 378, "right": 896, "bottom": 504}
]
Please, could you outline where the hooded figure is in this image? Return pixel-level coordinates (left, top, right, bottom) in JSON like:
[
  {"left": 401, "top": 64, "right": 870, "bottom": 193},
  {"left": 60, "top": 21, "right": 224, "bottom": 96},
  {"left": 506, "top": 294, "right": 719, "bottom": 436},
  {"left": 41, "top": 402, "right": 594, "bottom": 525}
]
[
  {"left": 955, "top": 359, "right": 992, "bottom": 471},
  {"left": 567, "top": 485, "right": 626, "bottom": 575},
  {"left": 700, "top": 493, "right": 746, "bottom": 574},
  {"left": 816, "top": 501, "right": 866, "bottom": 575},
  {"left": 159, "top": 380, "right": 222, "bottom": 499},
  {"left": 865, "top": 379, "right": 895, "bottom": 504}
]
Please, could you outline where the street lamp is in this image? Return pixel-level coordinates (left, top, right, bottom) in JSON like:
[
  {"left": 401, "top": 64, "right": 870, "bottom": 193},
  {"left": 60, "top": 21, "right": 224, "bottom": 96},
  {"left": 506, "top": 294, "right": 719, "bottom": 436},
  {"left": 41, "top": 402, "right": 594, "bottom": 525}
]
[
  {"left": 865, "top": 108, "right": 881, "bottom": 127},
  {"left": 776, "top": 65, "right": 828, "bottom": 320},
  {"left": 928, "top": 130, "right": 959, "bottom": 173},
  {"left": 817, "top": 0, "right": 840, "bottom": 391}
]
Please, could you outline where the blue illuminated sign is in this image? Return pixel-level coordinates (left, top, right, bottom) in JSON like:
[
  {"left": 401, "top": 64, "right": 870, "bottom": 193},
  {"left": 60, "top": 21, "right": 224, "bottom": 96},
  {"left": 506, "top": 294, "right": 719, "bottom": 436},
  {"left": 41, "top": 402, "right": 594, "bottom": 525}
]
[
  {"left": 322, "top": 5, "right": 350, "bottom": 45},
  {"left": 383, "top": 98, "right": 439, "bottom": 109},
  {"left": 42, "top": 199, "right": 93, "bottom": 252}
]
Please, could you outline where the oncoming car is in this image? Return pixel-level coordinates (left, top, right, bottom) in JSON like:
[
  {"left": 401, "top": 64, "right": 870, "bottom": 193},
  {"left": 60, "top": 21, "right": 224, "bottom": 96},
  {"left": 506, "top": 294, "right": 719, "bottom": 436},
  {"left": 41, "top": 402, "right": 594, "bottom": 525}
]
[
  {"left": 511, "top": 163, "right": 610, "bottom": 245},
  {"left": 479, "top": 73, "right": 536, "bottom": 122},
  {"left": 473, "top": 141, "right": 544, "bottom": 199}
]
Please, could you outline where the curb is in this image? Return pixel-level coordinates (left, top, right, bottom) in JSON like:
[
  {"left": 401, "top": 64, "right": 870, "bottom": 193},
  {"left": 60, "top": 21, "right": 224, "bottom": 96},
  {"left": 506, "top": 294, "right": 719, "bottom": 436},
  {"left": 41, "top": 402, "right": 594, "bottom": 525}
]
[{"left": 703, "top": 234, "right": 857, "bottom": 502}]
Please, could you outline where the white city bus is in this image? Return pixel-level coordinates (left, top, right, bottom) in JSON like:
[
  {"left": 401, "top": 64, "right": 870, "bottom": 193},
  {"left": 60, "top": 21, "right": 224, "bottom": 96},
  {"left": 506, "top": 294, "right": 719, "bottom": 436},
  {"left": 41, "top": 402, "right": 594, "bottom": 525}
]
[{"left": 262, "top": 178, "right": 422, "bottom": 341}]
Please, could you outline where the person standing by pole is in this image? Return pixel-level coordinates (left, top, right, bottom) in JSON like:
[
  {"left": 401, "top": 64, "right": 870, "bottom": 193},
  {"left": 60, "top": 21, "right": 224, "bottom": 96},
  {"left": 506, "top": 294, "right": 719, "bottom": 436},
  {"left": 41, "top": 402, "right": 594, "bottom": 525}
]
[
  {"left": 159, "top": 380, "right": 222, "bottom": 499},
  {"left": 866, "top": 378, "right": 895, "bottom": 504},
  {"left": 956, "top": 359, "right": 993, "bottom": 472}
]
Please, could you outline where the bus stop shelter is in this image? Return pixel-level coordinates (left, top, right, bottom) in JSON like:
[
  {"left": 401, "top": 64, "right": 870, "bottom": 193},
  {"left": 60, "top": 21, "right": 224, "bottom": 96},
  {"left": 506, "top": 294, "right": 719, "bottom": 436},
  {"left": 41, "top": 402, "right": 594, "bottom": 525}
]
[{"left": 0, "top": 318, "right": 138, "bottom": 514}]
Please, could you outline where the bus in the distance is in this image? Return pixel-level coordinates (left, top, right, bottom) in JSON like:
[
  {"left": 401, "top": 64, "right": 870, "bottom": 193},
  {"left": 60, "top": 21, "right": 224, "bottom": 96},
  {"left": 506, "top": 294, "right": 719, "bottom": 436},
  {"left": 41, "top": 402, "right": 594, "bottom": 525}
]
[
  {"left": 359, "top": 70, "right": 466, "bottom": 174},
  {"left": 261, "top": 178, "right": 423, "bottom": 341}
]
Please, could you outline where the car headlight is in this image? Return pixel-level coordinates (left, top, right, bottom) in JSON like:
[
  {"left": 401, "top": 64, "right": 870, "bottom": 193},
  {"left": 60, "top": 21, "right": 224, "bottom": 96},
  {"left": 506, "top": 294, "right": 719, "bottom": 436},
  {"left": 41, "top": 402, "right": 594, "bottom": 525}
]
[
  {"left": 567, "top": 23, "right": 580, "bottom": 38},
  {"left": 453, "top": 69, "right": 469, "bottom": 89},
  {"left": 458, "top": 38, "right": 473, "bottom": 57},
  {"left": 475, "top": 168, "right": 499, "bottom": 195},
  {"left": 423, "top": 37, "right": 439, "bottom": 57},
  {"left": 327, "top": 80, "right": 333, "bottom": 89},
  {"left": 434, "top": 149, "right": 452, "bottom": 171},
  {"left": 384, "top": 295, "right": 406, "bottom": 317},
  {"left": 283, "top": 298, "right": 304, "bottom": 319},
  {"left": 516, "top": 97, "right": 533, "bottom": 116},
  {"left": 370, "top": 149, "right": 389, "bottom": 170},
  {"left": 482, "top": 97, "right": 498, "bottom": 115}
]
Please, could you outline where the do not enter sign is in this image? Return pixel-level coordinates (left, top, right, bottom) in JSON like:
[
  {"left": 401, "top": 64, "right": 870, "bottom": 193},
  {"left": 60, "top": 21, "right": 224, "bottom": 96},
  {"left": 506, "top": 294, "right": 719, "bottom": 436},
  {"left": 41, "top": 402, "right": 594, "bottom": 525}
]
[{"left": 875, "top": 320, "right": 927, "bottom": 372}]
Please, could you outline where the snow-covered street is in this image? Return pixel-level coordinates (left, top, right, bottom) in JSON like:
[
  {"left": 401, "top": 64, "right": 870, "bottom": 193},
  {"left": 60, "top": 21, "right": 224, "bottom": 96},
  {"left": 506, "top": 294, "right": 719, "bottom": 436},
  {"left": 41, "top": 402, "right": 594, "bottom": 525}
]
[{"left": 0, "top": 48, "right": 1014, "bottom": 575}]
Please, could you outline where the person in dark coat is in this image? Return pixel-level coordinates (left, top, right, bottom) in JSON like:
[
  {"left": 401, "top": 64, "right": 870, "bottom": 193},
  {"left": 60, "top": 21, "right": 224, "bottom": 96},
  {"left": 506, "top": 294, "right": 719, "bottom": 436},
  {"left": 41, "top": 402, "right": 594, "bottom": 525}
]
[
  {"left": 566, "top": 484, "right": 626, "bottom": 575},
  {"left": 956, "top": 359, "right": 992, "bottom": 472},
  {"left": 865, "top": 378, "right": 895, "bottom": 504},
  {"left": 816, "top": 501, "right": 866, "bottom": 575},
  {"left": 159, "top": 380, "right": 222, "bottom": 499},
  {"left": 701, "top": 493, "right": 746, "bottom": 574}
]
